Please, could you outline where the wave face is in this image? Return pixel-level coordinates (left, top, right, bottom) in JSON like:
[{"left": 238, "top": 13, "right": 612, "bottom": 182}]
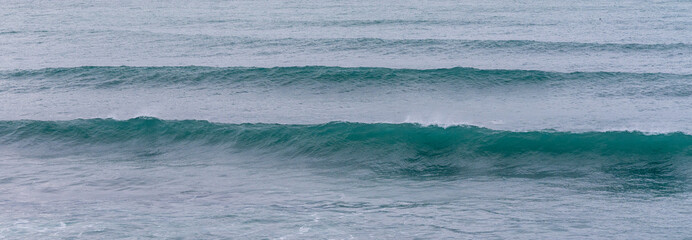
[
  {"left": 2, "top": 118, "right": 690, "bottom": 178},
  {"left": 4, "top": 117, "right": 691, "bottom": 156}
]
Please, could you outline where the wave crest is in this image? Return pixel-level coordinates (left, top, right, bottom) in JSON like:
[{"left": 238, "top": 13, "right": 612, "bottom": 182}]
[
  {"left": 2, "top": 117, "right": 690, "bottom": 157},
  {"left": 3, "top": 66, "right": 689, "bottom": 93}
]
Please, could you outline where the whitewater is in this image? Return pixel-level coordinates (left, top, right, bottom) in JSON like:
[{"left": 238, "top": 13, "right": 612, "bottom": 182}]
[{"left": 1, "top": 0, "right": 691, "bottom": 239}]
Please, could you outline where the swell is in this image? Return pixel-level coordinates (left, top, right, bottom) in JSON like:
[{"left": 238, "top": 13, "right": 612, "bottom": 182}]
[
  {"left": 272, "top": 19, "right": 555, "bottom": 27},
  {"left": 2, "top": 118, "right": 689, "bottom": 189},
  {"left": 11, "top": 29, "right": 692, "bottom": 52},
  {"left": 2, "top": 66, "right": 690, "bottom": 93},
  {"left": 228, "top": 37, "right": 692, "bottom": 52},
  {"left": 297, "top": 38, "right": 692, "bottom": 52},
  {"left": 2, "top": 117, "right": 690, "bottom": 158}
]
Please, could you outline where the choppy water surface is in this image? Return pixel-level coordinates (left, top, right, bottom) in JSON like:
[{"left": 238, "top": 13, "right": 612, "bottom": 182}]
[{"left": 1, "top": 0, "right": 691, "bottom": 239}]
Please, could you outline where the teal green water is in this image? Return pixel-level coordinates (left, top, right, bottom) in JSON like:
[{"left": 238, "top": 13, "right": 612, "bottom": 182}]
[
  {"left": 1, "top": 118, "right": 690, "bottom": 238},
  {"left": 3, "top": 117, "right": 691, "bottom": 182},
  {"left": 2, "top": 0, "right": 692, "bottom": 239},
  {"left": 3, "top": 118, "right": 692, "bottom": 159},
  {"left": 4, "top": 66, "right": 690, "bottom": 88}
]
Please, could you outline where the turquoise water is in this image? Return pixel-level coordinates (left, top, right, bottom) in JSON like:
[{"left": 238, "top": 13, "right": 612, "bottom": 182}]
[{"left": 1, "top": 0, "right": 691, "bottom": 239}]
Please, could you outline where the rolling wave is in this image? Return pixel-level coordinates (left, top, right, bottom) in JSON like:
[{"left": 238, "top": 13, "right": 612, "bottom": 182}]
[
  {"left": 12, "top": 29, "right": 692, "bottom": 52},
  {"left": 2, "top": 117, "right": 690, "bottom": 160},
  {"left": 2, "top": 117, "right": 689, "bottom": 184},
  {"left": 2, "top": 66, "right": 690, "bottom": 92}
]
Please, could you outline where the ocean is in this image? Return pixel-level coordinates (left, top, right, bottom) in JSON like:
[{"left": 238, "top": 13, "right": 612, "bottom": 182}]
[{"left": 1, "top": 0, "right": 691, "bottom": 239}]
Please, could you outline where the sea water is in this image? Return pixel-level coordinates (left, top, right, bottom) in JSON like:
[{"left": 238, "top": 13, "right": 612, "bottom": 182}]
[{"left": 1, "top": 0, "right": 691, "bottom": 239}]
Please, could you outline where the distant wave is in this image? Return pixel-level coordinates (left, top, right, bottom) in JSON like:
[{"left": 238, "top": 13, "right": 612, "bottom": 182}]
[
  {"left": 285, "top": 38, "right": 692, "bottom": 52},
  {"left": 3, "top": 66, "right": 690, "bottom": 97},
  {"left": 23, "top": 28, "right": 692, "bottom": 51},
  {"left": 6, "top": 29, "right": 692, "bottom": 52},
  {"left": 4, "top": 31, "right": 691, "bottom": 73},
  {"left": 278, "top": 19, "right": 558, "bottom": 27}
]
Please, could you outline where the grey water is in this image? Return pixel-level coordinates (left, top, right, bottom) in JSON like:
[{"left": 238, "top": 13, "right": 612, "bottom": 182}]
[{"left": 1, "top": 0, "right": 691, "bottom": 239}]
